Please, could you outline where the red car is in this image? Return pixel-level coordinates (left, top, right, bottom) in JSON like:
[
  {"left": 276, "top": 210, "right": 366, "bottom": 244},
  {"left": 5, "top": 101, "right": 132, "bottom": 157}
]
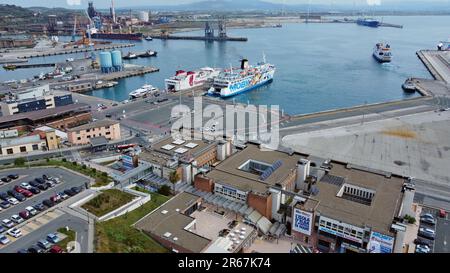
[
  {"left": 50, "top": 194, "right": 61, "bottom": 203},
  {"left": 14, "top": 186, "right": 26, "bottom": 194},
  {"left": 50, "top": 245, "right": 64, "bottom": 253},
  {"left": 19, "top": 210, "right": 30, "bottom": 220},
  {"left": 439, "top": 209, "right": 447, "bottom": 218},
  {"left": 21, "top": 190, "right": 33, "bottom": 198}
]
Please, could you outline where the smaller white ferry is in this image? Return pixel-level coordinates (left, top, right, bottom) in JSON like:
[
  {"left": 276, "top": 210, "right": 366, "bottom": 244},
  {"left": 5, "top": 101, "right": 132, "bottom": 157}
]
[
  {"left": 129, "top": 84, "right": 159, "bottom": 99},
  {"left": 373, "top": 43, "right": 392, "bottom": 63}
]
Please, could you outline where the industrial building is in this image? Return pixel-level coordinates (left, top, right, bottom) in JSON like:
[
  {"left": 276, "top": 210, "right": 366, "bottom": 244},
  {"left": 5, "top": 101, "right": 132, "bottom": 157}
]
[
  {"left": 0, "top": 84, "right": 73, "bottom": 116},
  {"left": 67, "top": 119, "right": 121, "bottom": 145},
  {"left": 0, "top": 103, "right": 92, "bottom": 131},
  {"left": 0, "top": 37, "right": 35, "bottom": 49},
  {"left": 99, "top": 50, "right": 123, "bottom": 73}
]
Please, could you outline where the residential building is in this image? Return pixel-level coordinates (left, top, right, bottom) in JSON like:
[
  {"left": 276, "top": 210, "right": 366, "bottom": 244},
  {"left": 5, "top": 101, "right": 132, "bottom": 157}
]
[
  {"left": 67, "top": 119, "right": 121, "bottom": 145},
  {"left": 0, "top": 134, "right": 49, "bottom": 155}
]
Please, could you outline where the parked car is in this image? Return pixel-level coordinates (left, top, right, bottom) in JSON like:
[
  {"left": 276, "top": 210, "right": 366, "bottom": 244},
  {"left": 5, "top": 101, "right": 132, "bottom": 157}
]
[
  {"left": 19, "top": 211, "right": 30, "bottom": 220},
  {"left": 38, "top": 183, "right": 49, "bottom": 191},
  {"left": 418, "top": 227, "right": 435, "bottom": 240},
  {"left": 33, "top": 203, "right": 46, "bottom": 212},
  {"left": 2, "top": 219, "right": 14, "bottom": 228},
  {"left": 21, "top": 190, "right": 33, "bottom": 198},
  {"left": 42, "top": 199, "right": 55, "bottom": 208},
  {"left": 28, "top": 245, "right": 44, "bottom": 253},
  {"left": 416, "top": 244, "right": 431, "bottom": 253},
  {"left": 7, "top": 197, "right": 19, "bottom": 205},
  {"left": 71, "top": 186, "right": 83, "bottom": 194},
  {"left": 37, "top": 239, "right": 52, "bottom": 250},
  {"left": 1, "top": 177, "right": 12, "bottom": 183},
  {"left": 58, "top": 192, "right": 69, "bottom": 200},
  {"left": 12, "top": 192, "right": 25, "bottom": 202},
  {"left": 46, "top": 181, "right": 55, "bottom": 188},
  {"left": 0, "top": 225, "right": 5, "bottom": 233},
  {"left": 64, "top": 189, "right": 76, "bottom": 196},
  {"left": 47, "top": 233, "right": 60, "bottom": 244},
  {"left": 35, "top": 178, "right": 45, "bottom": 184},
  {"left": 0, "top": 234, "right": 10, "bottom": 245},
  {"left": 421, "top": 213, "right": 435, "bottom": 220},
  {"left": 7, "top": 228, "right": 22, "bottom": 238},
  {"left": 439, "top": 209, "right": 446, "bottom": 218},
  {"left": 50, "top": 194, "right": 61, "bottom": 203},
  {"left": 26, "top": 206, "right": 38, "bottom": 216},
  {"left": 0, "top": 201, "right": 10, "bottom": 209},
  {"left": 13, "top": 186, "right": 26, "bottom": 194},
  {"left": 7, "top": 174, "right": 19, "bottom": 180},
  {"left": 420, "top": 217, "right": 436, "bottom": 226},
  {"left": 414, "top": 238, "right": 431, "bottom": 247},
  {"left": 17, "top": 249, "right": 29, "bottom": 254},
  {"left": 20, "top": 182, "right": 32, "bottom": 190},
  {"left": 11, "top": 214, "right": 24, "bottom": 224},
  {"left": 29, "top": 187, "right": 41, "bottom": 195},
  {"left": 0, "top": 192, "right": 9, "bottom": 201},
  {"left": 50, "top": 245, "right": 64, "bottom": 253},
  {"left": 29, "top": 181, "right": 40, "bottom": 188}
]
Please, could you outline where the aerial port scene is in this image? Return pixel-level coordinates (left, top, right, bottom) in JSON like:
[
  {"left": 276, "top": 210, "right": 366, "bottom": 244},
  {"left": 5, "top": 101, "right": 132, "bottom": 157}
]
[{"left": 0, "top": 0, "right": 449, "bottom": 263}]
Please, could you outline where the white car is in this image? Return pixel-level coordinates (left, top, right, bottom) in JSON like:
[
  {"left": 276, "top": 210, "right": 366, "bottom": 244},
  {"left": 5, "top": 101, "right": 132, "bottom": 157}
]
[
  {"left": 11, "top": 214, "right": 24, "bottom": 224},
  {"left": 20, "top": 182, "right": 32, "bottom": 190},
  {"left": 2, "top": 219, "right": 14, "bottom": 228},
  {"left": 0, "top": 234, "right": 10, "bottom": 245},
  {"left": 53, "top": 177, "right": 62, "bottom": 184},
  {"left": 7, "top": 228, "right": 22, "bottom": 238},
  {"left": 416, "top": 244, "right": 431, "bottom": 253},
  {"left": 7, "top": 197, "right": 19, "bottom": 205},
  {"left": 26, "top": 206, "right": 38, "bottom": 216}
]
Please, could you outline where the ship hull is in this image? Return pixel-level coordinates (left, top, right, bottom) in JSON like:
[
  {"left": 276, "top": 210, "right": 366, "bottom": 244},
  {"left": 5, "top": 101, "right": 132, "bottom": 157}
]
[
  {"left": 373, "top": 53, "right": 391, "bottom": 63},
  {"left": 91, "top": 33, "right": 143, "bottom": 41},
  {"left": 357, "top": 20, "right": 380, "bottom": 28}
]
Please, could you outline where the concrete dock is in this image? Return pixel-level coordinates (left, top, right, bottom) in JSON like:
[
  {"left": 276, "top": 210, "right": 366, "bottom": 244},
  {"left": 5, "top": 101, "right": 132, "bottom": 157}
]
[{"left": 417, "top": 50, "right": 450, "bottom": 83}]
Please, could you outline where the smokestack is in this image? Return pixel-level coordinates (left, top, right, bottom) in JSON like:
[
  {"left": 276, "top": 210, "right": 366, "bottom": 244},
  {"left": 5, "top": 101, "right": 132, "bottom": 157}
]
[{"left": 111, "top": 0, "right": 116, "bottom": 24}]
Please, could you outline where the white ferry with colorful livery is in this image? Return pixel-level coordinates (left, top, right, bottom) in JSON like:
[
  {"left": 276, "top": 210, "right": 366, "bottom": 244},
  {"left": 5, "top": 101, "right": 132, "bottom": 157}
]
[
  {"left": 207, "top": 58, "right": 275, "bottom": 98},
  {"left": 165, "top": 67, "right": 221, "bottom": 92}
]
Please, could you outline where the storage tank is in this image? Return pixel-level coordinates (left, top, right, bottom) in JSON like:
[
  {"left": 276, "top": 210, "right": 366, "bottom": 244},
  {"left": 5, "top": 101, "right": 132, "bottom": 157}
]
[
  {"left": 111, "top": 50, "right": 123, "bottom": 71},
  {"left": 99, "top": 51, "right": 113, "bottom": 73}
]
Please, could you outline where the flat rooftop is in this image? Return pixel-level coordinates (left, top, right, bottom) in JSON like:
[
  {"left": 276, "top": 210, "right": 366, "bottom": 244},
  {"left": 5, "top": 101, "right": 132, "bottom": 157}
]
[
  {"left": 67, "top": 119, "right": 118, "bottom": 132},
  {"left": 207, "top": 142, "right": 304, "bottom": 193},
  {"left": 140, "top": 137, "right": 216, "bottom": 166},
  {"left": 135, "top": 192, "right": 211, "bottom": 253},
  {"left": 300, "top": 162, "right": 405, "bottom": 235}
]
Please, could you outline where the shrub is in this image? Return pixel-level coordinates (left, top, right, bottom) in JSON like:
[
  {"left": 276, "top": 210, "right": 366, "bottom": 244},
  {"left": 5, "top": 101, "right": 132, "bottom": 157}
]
[
  {"left": 82, "top": 165, "right": 87, "bottom": 169},
  {"left": 404, "top": 215, "right": 416, "bottom": 224},
  {"left": 72, "top": 161, "right": 77, "bottom": 166},
  {"left": 46, "top": 158, "right": 50, "bottom": 162},
  {"left": 14, "top": 158, "right": 25, "bottom": 166},
  {"left": 91, "top": 168, "right": 96, "bottom": 173},
  {"left": 62, "top": 158, "right": 67, "bottom": 162}
]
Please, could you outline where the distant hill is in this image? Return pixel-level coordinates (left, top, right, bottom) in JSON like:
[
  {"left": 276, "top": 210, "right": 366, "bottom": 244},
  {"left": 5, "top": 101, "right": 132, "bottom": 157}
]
[{"left": 0, "top": 4, "right": 33, "bottom": 17}]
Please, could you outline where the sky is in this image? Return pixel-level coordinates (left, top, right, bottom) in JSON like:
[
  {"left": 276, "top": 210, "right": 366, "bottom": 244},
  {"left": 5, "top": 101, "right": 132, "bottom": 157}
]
[{"left": 0, "top": 0, "right": 448, "bottom": 8}]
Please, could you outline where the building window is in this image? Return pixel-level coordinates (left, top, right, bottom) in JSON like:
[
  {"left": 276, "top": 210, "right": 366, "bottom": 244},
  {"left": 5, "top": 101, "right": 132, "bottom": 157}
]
[
  {"left": 20, "top": 146, "right": 27, "bottom": 152},
  {"left": 32, "top": 144, "right": 39, "bottom": 151},
  {"left": 77, "top": 137, "right": 81, "bottom": 141},
  {"left": 106, "top": 132, "right": 111, "bottom": 135},
  {"left": 86, "top": 129, "right": 90, "bottom": 133},
  {"left": 7, "top": 148, "right": 13, "bottom": 155}
]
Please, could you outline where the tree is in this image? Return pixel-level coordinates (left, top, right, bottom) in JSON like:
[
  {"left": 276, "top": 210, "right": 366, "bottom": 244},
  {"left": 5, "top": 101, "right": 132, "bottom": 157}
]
[
  {"left": 169, "top": 170, "right": 180, "bottom": 192},
  {"left": 14, "top": 158, "right": 25, "bottom": 167},
  {"left": 158, "top": 185, "right": 171, "bottom": 196}
]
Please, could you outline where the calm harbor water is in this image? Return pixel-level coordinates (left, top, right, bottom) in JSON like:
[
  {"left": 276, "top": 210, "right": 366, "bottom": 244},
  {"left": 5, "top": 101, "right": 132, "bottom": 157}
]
[{"left": 3, "top": 16, "right": 449, "bottom": 115}]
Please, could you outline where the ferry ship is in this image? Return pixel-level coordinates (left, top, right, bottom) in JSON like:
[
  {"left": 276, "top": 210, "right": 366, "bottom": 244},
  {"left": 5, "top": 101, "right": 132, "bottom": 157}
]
[
  {"left": 123, "top": 52, "right": 138, "bottom": 60},
  {"left": 356, "top": 18, "right": 380, "bottom": 28},
  {"left": 207, "top": 58, "right": 275, "bottom": 98},
  {"left": 88, "top": 28, "right": 143, "bottom": 41},
  {"left": 373, "top": 43, "right": 392, "bottom": 63},
  {"left": 165, "top": 67, "right": 221, "bottom": 92},
  {"left": 129, "top": 84, "right": 159, "bottom": 99}
]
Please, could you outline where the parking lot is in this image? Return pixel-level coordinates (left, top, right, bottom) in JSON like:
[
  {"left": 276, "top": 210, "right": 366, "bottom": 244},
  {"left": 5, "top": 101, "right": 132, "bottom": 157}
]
[
  {"left": 419, "top": 207, "right": 449, "bottom": 253},
  {"left": 0, "top": 167, "right": 90, "bottom": 251}
]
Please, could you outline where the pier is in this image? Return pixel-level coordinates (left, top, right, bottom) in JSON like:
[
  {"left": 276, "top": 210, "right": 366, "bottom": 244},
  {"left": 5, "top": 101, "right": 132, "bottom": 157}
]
[
  {"left": 3, "top": 62, "right": 56, "bottom": 70},
  {"left": 152, "top": 35, "right": 248, "bottom": 42},
  {"left": 417, "top": 50, "right": 450, "bottom": 83},
  {"left": 98, "top": 67, "right": 160, "bottom": 81}
]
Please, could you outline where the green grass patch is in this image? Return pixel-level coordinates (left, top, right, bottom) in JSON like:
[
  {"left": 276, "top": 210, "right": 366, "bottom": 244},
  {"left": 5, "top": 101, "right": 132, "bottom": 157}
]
[
  {"left": 57, "top": 228, "right": 76, "bottom": 250},
  {"left": 82, "top": 189, "right": 134, "bottom": 217},
  {"left": 94, "top": 193, "right": 170, "bottom": 253}
]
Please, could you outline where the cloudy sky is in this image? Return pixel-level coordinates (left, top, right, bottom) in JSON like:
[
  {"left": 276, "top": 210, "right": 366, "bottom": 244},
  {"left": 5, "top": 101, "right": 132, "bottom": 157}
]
[{"left": 0, "top": 0, "right": 447, "bottom": 8}]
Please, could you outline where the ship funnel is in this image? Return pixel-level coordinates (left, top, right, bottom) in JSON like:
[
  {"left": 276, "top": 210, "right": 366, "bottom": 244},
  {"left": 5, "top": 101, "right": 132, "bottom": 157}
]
[{"left": 241, "top": 59, "right": 249, "bottom": 70}]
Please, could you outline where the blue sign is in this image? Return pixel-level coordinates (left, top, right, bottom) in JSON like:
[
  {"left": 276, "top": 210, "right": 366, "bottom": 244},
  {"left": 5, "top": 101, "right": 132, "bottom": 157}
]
[
  {"left": 367, "top": 232, "right": 394, "bottom": 253},
  {"left": 122, "top": 155, "right": 135, "bottom": 171},
  {"left": 230, "top": 79, "right": 250, "bottom": 91},
  {"left": 293, "top": 209, "right": 313, "bottom": 236}
]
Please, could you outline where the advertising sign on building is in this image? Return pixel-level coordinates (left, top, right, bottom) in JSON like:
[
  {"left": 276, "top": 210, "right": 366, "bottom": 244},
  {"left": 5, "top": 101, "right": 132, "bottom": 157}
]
[
  {"left": 367, "top": 232, "right": 394, "bottom": 253},
  {"left": 122, "top": 155, "right": 136, "bottom": 171},
  {"left": 293, "top": 208, "right": 313, "bottom": 236}
]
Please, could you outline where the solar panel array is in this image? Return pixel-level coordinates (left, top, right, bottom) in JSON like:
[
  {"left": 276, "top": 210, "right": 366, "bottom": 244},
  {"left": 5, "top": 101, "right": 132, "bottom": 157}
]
[
  {"left": 320, "top": 174, "right": 345, "bottom": 186},
  {"left": 259, "top": 160, "right": 283, "bottom": 181}
]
